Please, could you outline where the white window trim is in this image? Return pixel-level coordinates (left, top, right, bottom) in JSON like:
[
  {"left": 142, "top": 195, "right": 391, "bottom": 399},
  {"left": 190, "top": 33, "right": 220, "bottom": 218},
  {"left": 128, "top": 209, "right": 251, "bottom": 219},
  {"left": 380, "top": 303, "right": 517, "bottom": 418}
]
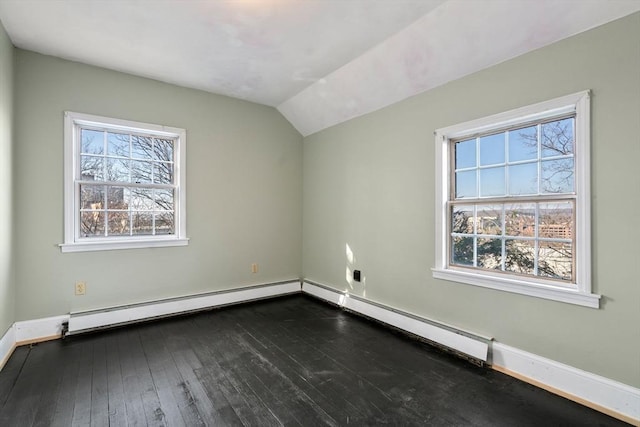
[
  {"left": 433, "top": 91, "right": 599, "bottom": 308},
  {"left": 60, "top": 111, "right": 189, "bottom": 253}
]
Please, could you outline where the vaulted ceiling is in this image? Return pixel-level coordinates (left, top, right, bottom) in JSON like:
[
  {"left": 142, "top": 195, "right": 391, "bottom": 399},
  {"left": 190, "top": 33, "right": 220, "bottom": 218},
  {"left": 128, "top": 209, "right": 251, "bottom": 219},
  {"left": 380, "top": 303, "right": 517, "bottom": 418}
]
[{"left": 0, "top": 0, "right": 638, "bottom": 136}]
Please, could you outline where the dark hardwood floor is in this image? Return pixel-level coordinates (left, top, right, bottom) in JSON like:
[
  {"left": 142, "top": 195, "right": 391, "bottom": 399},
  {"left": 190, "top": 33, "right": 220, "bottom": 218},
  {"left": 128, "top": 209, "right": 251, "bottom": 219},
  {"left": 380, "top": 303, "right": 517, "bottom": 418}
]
[{"left": 0, "top": 294, "right": 627, "bottom": 426}]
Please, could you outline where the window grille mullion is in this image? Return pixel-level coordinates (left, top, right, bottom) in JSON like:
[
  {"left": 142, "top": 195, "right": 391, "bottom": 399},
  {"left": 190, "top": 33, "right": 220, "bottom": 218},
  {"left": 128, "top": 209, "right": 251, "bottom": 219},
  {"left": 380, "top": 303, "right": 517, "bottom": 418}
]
[
  {"left": 151, "top": 138, "right": 155, "bottom": 184},
  {"left": 533, "top": 203, "right": 539, "bottom": 276},
  {"left": 504, "top": 130, "right": 510, "bottom": 196},
  {"left": 537, "top": 123, "right": 542, "bottom": 195},
  {"left": 475, "top": 137, "right": 480, "bottom": 198},
  {"left": 472, "top": 205, "right": 478, "bottom": 267},
  {"left": 152, "top": 189, "right": 156, "bottom": 235},
  {"left": 103, "top": 184, "right": 108, "bottom": 237},
  {"left": 501, "top": 205, "right": 506, "bottom": 272}
]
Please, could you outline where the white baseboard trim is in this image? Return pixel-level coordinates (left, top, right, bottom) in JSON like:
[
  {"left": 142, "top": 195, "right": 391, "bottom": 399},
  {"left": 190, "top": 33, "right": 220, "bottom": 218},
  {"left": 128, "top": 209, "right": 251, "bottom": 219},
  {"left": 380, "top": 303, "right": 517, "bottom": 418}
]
[
  {"left": 0, "top": 315, "right": 69, "bottom": 372},
  {"left": 69, "top": 280, "right": 302, "bottom": 334},
  {"left": 14, "top": 315, "right": 70, "bottom": 345},
  {"left": 0, "top": 325, "right": 16, "bottom": 371},
  {"left": 302, "top": 280, "right": 490, "bottom": 362},
  {"left": 493, "top": 342, "right": 640, "bottom": 425},
  {"left": 4, "top": 278, "right": 636, "bottom": 424}
]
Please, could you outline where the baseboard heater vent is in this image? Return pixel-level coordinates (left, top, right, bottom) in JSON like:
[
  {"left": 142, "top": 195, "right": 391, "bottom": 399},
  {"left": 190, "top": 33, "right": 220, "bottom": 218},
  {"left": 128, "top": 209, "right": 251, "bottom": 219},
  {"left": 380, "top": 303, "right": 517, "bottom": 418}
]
[
  {"left": 302, "top": 280, "right": 492, "bottom": 364},
  {"left": 68, "top": 280, "right": 301, "bottom": 335}
]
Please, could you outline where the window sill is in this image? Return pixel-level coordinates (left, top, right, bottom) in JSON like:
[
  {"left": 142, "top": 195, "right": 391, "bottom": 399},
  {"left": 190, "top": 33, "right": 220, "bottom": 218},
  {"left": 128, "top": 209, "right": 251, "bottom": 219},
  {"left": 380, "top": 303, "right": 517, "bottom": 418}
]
[
  {"left": 59, "top": 237, "right": 189, "bottom": 253},
  {"left": 432, "top": 268, "right": 600, "bottom": 308}
]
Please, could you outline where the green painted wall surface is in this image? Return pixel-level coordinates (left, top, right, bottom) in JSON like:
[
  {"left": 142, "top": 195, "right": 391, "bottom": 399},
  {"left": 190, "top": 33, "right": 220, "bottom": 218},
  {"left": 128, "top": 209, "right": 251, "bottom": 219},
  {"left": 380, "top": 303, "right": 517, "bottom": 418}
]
[
  {"left": 303, "top": 13, "right": 640, "bottom": 387},
  {"left": 0, "top": 20, "right": 14, "bottom": 336},
  {"left": 13, "top": 50, "right": 302, "bottom": 320}
]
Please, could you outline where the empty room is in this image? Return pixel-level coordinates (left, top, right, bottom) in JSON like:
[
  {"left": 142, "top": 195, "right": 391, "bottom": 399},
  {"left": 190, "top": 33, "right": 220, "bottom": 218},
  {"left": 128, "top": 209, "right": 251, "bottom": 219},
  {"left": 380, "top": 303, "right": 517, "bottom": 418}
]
[{"left": 0, "top": 0, "right": 639, "bottom": 425}]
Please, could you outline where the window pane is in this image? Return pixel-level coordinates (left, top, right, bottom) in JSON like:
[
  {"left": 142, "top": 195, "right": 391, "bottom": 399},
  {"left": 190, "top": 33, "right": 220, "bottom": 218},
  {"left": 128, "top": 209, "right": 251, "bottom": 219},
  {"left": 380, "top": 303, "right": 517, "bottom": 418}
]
[
  {"left": 107, "top": 132, "right": 129, "bottom": 157},
  {"left": 542, "top": 118, "right": 574, "bottom": 158},
  {"left": 538, "top": 202, "right": 573, "bottom": 239},
  {"left": 451, "top": 236, "right": 474, "bottom": 266},
  {"left": 132, "top": 136, "right": 152, "bottom": 159},
  {"left": 477, "top": 205, "right": 502, "bottom": 236},
  {"left": 155, "top": 189, "right": 174, "bottom": 211},
  {"left": 154, "top": 138, "right": 174, "bottom": 162},
  {"left": 107, "top": 186, "right": 128, "bottom": 209},
  {"left": 505, "top": 203, "right": 535, "bottom": 237},
  {"left": 479, "top": 133, "right": 505, "bottom": 166},
  {"left": 479, "top": 167, "right": 505, "bottom": 197},
  {"left": 80, "top": 155, "right": 104, "bottom": 181},
  {"left": 477, "top": 238, "right": 502, "bottom": 270},
  {"left": 130, "top": 188, "right": 154, "bottom": 210},
  {"left": 541, "top": 158, "right": 574, "bottom": 193},
  {"left": 108, "top": 211, "right": 130, "bottom": 236},
  {"left": 508, "top": 162, "right": 537, "bottom": 195},
  {"left": 132, "top": 212, "right": 153, "bottom": 235},
  {"left": 505, "top": 239, "right": 535, "bottom": 275},
  {"left": 81, "top": 129, "right": 104, "bottom": 154},
  {"left": 455, "top": 170, "right": 477, "bottom": 198},
  {"left": 451, "top": 205, "right": 474, "bottom": 234},
  {"left": 106, "top": 158, "right": 130, "bottom": 182},
  {"left": 81, "top": 212, "right": 105, "bottom": 237},
  {"left": 153, "top": 162, "right": 173, "bottom": 185},
  {"left": 80, "top": 185, "right": 104, "bottom": 210},
  {"left": 131, "top": 161, "right": 153, "bottom": 184},
  {"left": 508, "top": 125, "right": 537, "bottom": 162},
  {"left": 455, "top": 139, "right": 476, "bottom": 169},
  {"left": 155, "top": 212, "right": 174, "bottom": 235},
  {"left": 538, "top": 241, "right": 572, "bottom": 281}
]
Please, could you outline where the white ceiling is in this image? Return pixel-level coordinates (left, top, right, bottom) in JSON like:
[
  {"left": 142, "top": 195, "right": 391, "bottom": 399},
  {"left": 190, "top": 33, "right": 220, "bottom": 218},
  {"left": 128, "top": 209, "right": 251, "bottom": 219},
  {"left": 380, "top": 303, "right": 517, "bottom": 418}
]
[{"left": 0, "top": 0, "right": 638, "bottom": 136}]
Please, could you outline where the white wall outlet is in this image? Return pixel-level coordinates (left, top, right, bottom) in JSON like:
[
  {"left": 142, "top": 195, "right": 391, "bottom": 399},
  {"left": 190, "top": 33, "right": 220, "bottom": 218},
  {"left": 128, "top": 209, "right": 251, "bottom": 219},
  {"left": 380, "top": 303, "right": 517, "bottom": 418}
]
[{"left": 251, "top": 263, "right": 259, "bottom": 274}]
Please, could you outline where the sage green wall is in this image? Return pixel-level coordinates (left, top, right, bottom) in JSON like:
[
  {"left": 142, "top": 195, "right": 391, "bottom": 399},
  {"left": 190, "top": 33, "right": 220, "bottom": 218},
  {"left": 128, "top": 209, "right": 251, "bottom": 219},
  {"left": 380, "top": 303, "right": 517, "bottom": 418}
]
[
  {"left": 0, "top": 20, "right": 14, "bottom": 336},
  {"left": 13, "top": 50, "right": 302, "bottom": 320},
  {"left": 303, "top": 13, "right": 640, "bottom": 388}
]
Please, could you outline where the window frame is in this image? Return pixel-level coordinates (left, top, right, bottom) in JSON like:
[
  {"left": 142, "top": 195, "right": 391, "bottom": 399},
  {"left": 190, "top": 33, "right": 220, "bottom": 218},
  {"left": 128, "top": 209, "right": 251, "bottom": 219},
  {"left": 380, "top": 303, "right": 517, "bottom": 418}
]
[
  {"left": 60, "top": 111, "right": 189, "bottom": 252},
  {"left": 433, "top": 91, "right": 599, "bottom": 308}
]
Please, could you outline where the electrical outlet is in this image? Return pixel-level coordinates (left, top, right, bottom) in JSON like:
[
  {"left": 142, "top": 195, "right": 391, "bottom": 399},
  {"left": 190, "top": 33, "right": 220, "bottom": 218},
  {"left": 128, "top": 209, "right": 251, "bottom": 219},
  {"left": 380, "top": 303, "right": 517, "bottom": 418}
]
[
  {"left": 75, "top": 281, "right": 86, "bottom": 296},
  {"left": 251, "top": 263, "right": 259, "bottom": 274}
]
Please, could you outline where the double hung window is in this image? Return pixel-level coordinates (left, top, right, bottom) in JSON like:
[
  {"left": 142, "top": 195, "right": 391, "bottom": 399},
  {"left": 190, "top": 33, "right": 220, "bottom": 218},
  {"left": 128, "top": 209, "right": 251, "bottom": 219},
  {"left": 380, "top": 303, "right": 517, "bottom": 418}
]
[
  {"left": 61, "top": 112, "right": 188, "bottom": 252},
  {"left": 433, "top": 91, "right": 599, "bottom": 308}
]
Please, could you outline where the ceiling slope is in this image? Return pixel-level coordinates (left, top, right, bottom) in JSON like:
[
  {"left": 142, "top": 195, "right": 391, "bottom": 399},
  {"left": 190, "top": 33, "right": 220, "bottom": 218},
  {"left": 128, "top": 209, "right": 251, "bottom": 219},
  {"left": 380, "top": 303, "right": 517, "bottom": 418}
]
[
  {"left": 278, "top": 0, "right": 640, "bottom": 136},
  {"left": 0, "top": 0, "right": 442, "bottom": 106},
  {"left": 0, "top": 0, "right": 638, "bottom": 136}
]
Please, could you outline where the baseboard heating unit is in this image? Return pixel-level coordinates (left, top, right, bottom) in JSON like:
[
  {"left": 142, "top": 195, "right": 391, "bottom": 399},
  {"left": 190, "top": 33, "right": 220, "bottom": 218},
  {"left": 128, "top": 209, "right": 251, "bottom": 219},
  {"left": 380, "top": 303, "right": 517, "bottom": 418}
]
[
  {"left": 301, "top": 280, "right": 492, "bottom": 363},
  {"left": 68, "top": 280, "right": 301, "bottom": 335}
]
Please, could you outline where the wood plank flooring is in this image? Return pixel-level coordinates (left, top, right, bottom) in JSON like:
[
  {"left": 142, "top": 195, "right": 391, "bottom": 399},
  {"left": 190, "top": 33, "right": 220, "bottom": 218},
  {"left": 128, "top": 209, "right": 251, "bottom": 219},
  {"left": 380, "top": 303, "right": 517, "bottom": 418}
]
[{"left": 0, "top": 294, "right": 628, "bottom": 426}]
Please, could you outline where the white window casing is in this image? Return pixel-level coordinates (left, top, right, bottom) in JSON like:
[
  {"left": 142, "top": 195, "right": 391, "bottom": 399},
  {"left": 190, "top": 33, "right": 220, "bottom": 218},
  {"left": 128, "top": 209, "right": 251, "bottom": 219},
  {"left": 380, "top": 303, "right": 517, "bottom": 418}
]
[
  {"left": 61, "top": 111, "right": 189, "bottom": 252},
  {"left": 433, "top": 91, "right": 599, "bottom": 308}
]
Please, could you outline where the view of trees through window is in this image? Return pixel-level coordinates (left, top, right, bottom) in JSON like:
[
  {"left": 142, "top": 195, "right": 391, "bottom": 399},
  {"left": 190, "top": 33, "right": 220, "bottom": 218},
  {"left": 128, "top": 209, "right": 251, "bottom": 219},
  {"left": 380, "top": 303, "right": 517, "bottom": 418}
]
[
  {"left": 450, "top": 117, "right": 575, "bottom": 282},
  {"left": 78, "top": 128, "right": 176, "bottom": 238}
]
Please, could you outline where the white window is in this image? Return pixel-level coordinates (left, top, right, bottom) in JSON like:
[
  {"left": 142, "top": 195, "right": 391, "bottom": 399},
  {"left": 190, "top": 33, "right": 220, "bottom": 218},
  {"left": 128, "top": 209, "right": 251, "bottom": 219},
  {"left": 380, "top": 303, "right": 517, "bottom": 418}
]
[
  {"left": 61, "top": 112, "right": 188, "bottom": 252},
  {"left": 433, "top": 91, "right": 599, "bottom": 308}
]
